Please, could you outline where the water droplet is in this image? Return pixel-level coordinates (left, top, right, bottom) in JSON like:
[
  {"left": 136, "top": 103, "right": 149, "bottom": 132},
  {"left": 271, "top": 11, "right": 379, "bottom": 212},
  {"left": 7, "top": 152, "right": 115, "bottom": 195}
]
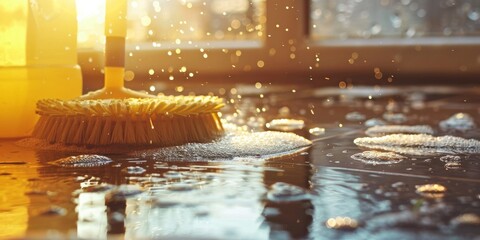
[
  {"left": 439, "top": 113, "right": 476, "bottom": 132},
  {"left": 122, "top": 166, "right": 146, "bottom": 175},
  {"left": 309, "top": 127, "right": 325, "bottom": 136},
  {"left": 390, "top": 14, "right": 402, "bottom": 28},
  {"left": 439, "top": 155, "right": 461, "bottom": 162},
  {"left": 266, "top": 119, "right": 305, "bottom": 131},
  {"left": 406, "top": 27, "right": 416, "bottom": 37},
  {"left": 50, "top": 155, "right": 112, "bottom": 168},
  {"left": 444, "top": 161, "right": 462, "bottom": 170},
  {"left": 364, "top": 118, "right": 386, "bottom": 127},
  {"left": 468, "top": 11, "right": 480, "bottom": 21},
  {"left": 415, "top": 184, "right": 446, "bottom": 199},
  {"left": 345, "top": 111, "right": 366, "bottom": 121},
  {"left": 370, "top": 24, "right": 382, "bottom": 35},
  {"left": 326, "top": 216, "right": 359, "bottom": 231},
  {"left": 351, "top": 151, "right": 406, "bottom": 165}
]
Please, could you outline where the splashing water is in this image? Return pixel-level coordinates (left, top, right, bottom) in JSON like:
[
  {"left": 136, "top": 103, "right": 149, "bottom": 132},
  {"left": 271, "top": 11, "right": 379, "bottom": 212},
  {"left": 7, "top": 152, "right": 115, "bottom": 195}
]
[
  {"left": 49, "top": 155, "right": 112, "bottom": 167},
  {"left": 439, "top": 113, "right": 476, "bottom": 132},
  {"left": 365, "top": 125, "right": 434, "bottom": 137},
  {"left": 350, "top": 151, "right": 406, "bottom": 165},
  {"left": 354, "top": 134, "right": 480, "bottom": 156},
  {"left": 134, "top": 131, "right": 311, "bottom": 161},
  {"left": 266, "top": 119, "right": 305, "bottom": 131}
]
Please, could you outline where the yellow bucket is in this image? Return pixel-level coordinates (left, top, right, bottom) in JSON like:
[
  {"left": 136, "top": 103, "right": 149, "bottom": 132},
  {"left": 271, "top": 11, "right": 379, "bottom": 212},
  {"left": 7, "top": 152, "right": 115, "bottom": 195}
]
[{"left": 0, "top": 0, "right": 82, "bottom": 138}]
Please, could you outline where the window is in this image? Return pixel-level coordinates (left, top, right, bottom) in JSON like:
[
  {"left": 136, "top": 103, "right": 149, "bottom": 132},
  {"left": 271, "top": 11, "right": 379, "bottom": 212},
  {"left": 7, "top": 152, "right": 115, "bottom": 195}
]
[
  {"left": 77, "top": 0, "right": 480, "bottom": 92},
  {"left": 311, "top": 0, "right": 480, "bottom": 40}
]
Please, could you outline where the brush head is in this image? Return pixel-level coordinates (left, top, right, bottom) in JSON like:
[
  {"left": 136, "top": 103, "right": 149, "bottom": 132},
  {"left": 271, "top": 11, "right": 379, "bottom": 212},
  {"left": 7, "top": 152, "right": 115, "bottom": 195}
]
[{"left": 32, "top": 95, "right": 225, "bottom": 146}]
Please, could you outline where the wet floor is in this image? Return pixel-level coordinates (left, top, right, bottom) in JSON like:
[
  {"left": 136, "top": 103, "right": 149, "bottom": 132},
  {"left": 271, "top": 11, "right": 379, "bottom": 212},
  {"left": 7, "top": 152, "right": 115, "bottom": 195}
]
[{"left": 1, "top": 86, "right": 480, "bottom": 239}]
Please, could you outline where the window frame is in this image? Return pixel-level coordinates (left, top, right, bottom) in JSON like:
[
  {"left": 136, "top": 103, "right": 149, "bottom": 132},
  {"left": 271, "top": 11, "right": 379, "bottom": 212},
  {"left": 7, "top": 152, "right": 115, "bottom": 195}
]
[{"left": 79, "top": 0, "right": 480, "bottom": 89}]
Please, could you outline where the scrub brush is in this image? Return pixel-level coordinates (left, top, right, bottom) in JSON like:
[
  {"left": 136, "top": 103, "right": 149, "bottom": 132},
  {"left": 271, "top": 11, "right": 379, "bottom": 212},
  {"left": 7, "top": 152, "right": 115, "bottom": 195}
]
[{"left": 31, "top": 0, "right": 224, "bottom": 146}]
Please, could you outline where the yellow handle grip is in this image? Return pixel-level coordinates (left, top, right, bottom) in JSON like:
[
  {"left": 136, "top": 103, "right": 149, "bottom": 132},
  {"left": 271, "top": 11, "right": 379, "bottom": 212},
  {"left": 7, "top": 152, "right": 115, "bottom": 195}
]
[{"left": 105, "top": 0, "right": 127, "bottom": 38}]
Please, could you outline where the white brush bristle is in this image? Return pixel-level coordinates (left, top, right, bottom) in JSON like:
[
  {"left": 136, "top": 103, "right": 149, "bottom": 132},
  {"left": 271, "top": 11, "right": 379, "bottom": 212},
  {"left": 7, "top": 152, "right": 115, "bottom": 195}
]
[{"left": 32, "top": 96, "right": 225, "bottom": 146}]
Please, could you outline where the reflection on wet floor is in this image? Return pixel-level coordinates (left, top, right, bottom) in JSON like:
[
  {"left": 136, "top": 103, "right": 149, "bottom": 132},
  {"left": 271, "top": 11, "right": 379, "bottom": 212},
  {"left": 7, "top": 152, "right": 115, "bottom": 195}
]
[{"left": 1, "top": 86, "right": 480, "bottom": 239}]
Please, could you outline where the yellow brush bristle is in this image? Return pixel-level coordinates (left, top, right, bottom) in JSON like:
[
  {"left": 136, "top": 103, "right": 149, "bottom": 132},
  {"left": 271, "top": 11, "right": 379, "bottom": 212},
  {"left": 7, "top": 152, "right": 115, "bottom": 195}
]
[{"left": 32, "top": 96, "right": 225, "bottom": 146}]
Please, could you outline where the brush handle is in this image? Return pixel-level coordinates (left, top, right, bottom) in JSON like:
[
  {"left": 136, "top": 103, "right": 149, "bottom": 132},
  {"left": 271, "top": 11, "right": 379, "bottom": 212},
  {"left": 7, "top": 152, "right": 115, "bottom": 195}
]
[
  {"left": 80, "top": 0, "right": 152, "bottom": 99},
  {"left": 104, "top": 0, "right": 127, "bottom": 90}
]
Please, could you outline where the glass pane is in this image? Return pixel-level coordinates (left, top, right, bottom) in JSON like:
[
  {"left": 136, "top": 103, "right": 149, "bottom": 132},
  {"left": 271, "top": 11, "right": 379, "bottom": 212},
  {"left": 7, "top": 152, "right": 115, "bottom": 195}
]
[
  {"left": 310, "top": 0, "right": 480, "bottom": 40},
  {"left": 77, "top": 0, "right": 266, "bottom": 48}
]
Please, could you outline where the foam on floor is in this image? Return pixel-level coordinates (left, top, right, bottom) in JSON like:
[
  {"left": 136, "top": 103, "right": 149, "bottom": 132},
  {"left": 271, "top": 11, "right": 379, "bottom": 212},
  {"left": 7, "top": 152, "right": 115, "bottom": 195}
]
[
  {"left": 365, "top": 125, "right": 434, "bottom": 137},
  {"left": 18, "top": 130, "right": 312, "bottom": 161},
  {"left": 133, "top": 131, "right": 312, "bottom": 161},
  {"left": 354, "top": 134, "right": 480, "bottom": 156}
]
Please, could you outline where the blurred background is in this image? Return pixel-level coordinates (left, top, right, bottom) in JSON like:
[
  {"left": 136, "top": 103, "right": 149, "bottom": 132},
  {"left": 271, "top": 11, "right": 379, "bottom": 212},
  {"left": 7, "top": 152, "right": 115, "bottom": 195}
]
[{"left": 75, "top": 0, "right": 480, "bottom": 94}]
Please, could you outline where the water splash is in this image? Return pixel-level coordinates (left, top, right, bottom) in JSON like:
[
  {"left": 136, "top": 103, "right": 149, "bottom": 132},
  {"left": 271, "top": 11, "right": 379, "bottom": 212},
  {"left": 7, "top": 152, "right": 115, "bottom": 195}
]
[
  {"left": 350, "top": 151, "right": 406, "bottom": 165},
  {"left": 365, "top": 125, "right": 434, "bottom": 137},
  {"left": 49, "top": 155, "right": 112, "bottom": 168},
  {"left": 354, "top": 134, "right": 480, "bottom": 156},
  {"left": 439, "top": 113, "right": 476, "bottom": 132}
]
